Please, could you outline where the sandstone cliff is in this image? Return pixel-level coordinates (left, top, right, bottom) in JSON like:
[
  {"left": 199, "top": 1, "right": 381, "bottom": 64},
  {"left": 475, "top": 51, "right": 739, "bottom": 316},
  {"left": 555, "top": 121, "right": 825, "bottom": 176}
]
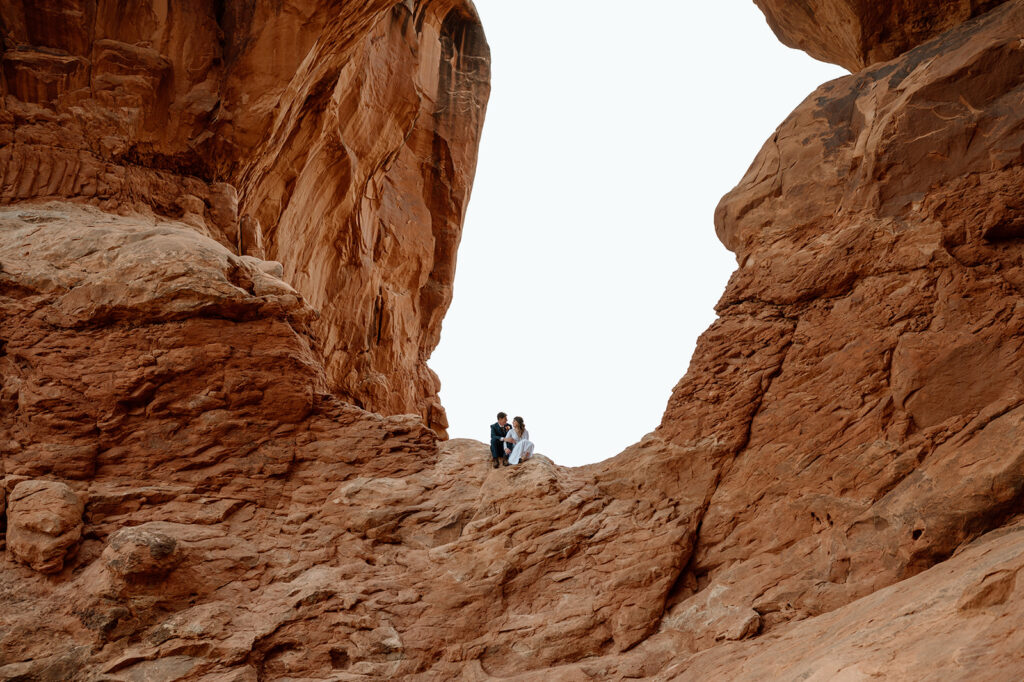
[
  {"left": 4, "top": 0, "right": 1024, "bottom": 680},
  {"left": 0, "top": 0, "right": 489, "bottom": 436}
]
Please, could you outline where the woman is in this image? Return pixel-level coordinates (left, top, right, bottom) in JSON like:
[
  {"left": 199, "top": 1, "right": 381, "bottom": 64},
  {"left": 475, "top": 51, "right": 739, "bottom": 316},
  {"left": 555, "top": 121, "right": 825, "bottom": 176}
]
[{"left": 503, "top": 416, "right": 535, "bottom": 465}]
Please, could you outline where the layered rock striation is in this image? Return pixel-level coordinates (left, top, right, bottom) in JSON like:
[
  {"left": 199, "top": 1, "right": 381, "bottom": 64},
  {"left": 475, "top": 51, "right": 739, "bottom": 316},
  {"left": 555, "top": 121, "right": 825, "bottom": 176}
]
[
  {"left": 0, "top": 205, "right": 687, "bottom": 678},
  {"left": 5, "top": 0, "right": 1024, "bottom": 679},
  {"left": 0, "top": 0, "right": 489, "bottom": 434},
  {"left": 649, "top": 0, "right": 1024, "bottom": 652},
  {"left": 754, "top": 0, "right": 1011, "bottom": 71}
]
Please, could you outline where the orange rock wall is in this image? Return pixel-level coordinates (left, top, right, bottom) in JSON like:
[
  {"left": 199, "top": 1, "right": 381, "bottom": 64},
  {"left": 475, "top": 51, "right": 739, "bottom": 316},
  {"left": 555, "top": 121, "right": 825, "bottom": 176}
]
[
  {"left": 0, "top": 0, "right": 490, "bottom": 435},
  {"left": 754, "top": 0, "right": 1010, "bottom": 70},
  {"left": 5, "top": 0, "right": 1024, "bottom": 679},
  {"left": 0, "top": 204, "right": 687, "bottom": 678},
  {"left": 644, "top": 0, "right": 1024, "bottom": 652}
]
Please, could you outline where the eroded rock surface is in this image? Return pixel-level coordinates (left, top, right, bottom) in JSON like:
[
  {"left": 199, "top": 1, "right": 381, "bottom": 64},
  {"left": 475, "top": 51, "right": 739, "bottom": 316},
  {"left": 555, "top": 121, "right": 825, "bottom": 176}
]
[
  {"left": 638, "top": 0, "right": 1024, "bottom": 667},
  {"left": 754, "top": 0, "right": 1010, "bottom": 70},
  {"left": 5, "top": 0, "right": 1024, "bottom": 679},
  {"left": 0, "top": 206, "right": 692, "bottom": 678},
  {"left": 7, "top": 480, "right": 84, "bottom": 573},
  {"left": 0, "top": 0, "right": 490, "bottom": 434}
]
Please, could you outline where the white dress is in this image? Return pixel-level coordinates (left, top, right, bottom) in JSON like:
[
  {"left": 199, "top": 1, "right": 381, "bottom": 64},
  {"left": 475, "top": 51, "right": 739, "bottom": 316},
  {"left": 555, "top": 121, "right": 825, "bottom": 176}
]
[{"left": 506, "top": 429, "right": 535, "bottom": 465}]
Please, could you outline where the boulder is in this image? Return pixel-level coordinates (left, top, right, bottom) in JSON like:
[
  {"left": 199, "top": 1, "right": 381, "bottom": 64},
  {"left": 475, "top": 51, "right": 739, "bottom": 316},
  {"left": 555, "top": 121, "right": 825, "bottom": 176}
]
[
  {"left": 7, "top": 480, "right": 84, "bottom": 573},
  {"left": 102, "top": 525, "right": 183, "bottom": 581}
]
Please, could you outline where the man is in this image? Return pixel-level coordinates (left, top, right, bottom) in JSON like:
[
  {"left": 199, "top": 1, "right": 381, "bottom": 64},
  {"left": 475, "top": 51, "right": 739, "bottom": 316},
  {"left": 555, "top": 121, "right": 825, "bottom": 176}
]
[{"left": 489, "top": 412, "right": 509, "bottom": 468}]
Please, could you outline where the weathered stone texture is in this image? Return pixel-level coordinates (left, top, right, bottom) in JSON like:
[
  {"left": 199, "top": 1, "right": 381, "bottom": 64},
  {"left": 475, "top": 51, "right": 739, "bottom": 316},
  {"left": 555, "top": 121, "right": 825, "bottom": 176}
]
[
  {"left": 0, "top": 0, "right": 490, "bottom": 435},
  {"left": 652, "top": 0, "right": 1024, "bottom": 662},
  {"left": 5, "top": 0, "right": 1024, "bottom": 679},
  {"left": 0, "top": 204, "right": 691, "bottom": 678},
  {"left": 7, "top": 480, "right": 84, "bottom": 573},
  {"left": 754, "top": 0, "right": 1011, "bottom": 70}
]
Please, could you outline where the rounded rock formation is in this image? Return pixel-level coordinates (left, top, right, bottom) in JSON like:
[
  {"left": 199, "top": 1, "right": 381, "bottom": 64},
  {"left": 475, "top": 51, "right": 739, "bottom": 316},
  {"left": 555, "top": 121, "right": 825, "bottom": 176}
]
[
  {"left": 102, "top": 525, "right": 182, "bottom": 581},
  {"left": 7, "top": 480, "right": 84, "bottom": 573},
  {"left": 754, "top": 0, "right": 1011, "bottom": 70}
]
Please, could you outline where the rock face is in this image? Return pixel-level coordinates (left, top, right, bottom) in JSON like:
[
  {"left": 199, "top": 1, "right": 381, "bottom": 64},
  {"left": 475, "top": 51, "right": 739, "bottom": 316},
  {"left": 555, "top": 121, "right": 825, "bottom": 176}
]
[
  {"left": 660, "top": 523, "right": 1024, "bottom": 680},
  {"left": 0, "top": 0, "right": 489, "bottom": 435},
  {"left": 7, "top": 480, "right": 84, "bottom": 573},
  {"left": 0, "top": 203, "right": 689, "bottom": 677},
  {"left": 754, "top": 0, "right": 1011, "bottom": 70},
  {"left": 650, "top": 0, "right": 1024, "bottom": 653},
  {"left": 5, "top": 0, "right": 1024, "bottom": 679}
]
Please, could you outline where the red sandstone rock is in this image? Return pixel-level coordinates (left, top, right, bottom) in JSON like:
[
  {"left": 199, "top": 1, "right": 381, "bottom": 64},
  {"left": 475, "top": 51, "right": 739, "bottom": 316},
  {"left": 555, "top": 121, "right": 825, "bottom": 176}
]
[
  {"left": 4, "top": 0, "right": 1024, "bottom": 679},
  {"left": 101, "top": 525, "right": 183, "bottom": 582},
  {"left": 0, "top": 204, "right": 688, "bottom": 676},
  {"left": 754, "top": 0, "right": 1010, "bottom": 70},
  {"left": 0, "top": 0, "right": 489, "bottom": 435},
  {"left": 524, "top": 519, "right": 1024, "bottom": 680},
  {"left": 647, "top": 0, "right": 1024, "bottom": 658},
  {"left": 7, "top": 480, "right": 84, "bottom": 573}
]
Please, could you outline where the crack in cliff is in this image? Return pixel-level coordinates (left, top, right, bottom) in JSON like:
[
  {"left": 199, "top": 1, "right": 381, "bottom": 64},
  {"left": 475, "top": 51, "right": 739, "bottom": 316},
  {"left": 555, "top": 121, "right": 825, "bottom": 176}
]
[
  {"left": 654, "top": 313, "right": 800, "bottom": 636},
  {"left": 723, "top": 320, "right": 797, "bottom": 478}
]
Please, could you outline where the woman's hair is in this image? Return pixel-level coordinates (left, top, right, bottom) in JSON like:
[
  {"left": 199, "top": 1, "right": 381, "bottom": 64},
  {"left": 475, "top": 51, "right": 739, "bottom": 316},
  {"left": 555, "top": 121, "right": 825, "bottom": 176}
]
[{"left": 513, "top": 416, "right": 525, "bottom": 437}]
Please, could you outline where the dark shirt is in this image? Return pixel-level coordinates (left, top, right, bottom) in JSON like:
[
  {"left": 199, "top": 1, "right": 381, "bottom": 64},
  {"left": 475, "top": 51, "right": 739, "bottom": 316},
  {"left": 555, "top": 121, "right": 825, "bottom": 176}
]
[{"left": 489, "top": 422, "right": 506, "bottom": 459}]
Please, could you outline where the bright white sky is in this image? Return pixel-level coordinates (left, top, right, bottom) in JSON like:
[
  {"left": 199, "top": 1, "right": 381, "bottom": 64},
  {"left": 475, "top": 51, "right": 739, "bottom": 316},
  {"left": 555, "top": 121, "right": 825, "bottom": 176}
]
[{"left": 430, "top": 2, "right": 845, "bottom": 467}]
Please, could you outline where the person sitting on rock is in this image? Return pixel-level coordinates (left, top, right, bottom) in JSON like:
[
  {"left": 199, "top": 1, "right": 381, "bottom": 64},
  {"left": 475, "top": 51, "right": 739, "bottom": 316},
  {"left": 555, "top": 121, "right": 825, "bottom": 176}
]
[
  {"left": 502, "top": 416, "right": 535, "bottom": 465},
  {"left": 489, "top": 412, "right": 510, "bottom": 468}
]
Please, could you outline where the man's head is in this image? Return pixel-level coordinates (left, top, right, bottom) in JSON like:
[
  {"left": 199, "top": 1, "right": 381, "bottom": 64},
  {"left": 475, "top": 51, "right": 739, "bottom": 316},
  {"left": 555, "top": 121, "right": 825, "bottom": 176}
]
[{"left": 497, "top": 411, "right": 507, "bottom": 426}]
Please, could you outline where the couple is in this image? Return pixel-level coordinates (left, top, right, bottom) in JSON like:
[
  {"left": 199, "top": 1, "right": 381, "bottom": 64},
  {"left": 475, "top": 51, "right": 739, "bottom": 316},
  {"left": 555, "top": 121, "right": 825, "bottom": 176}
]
[{"left": 489, "top": 412, "right": 535, "bottom": 468}]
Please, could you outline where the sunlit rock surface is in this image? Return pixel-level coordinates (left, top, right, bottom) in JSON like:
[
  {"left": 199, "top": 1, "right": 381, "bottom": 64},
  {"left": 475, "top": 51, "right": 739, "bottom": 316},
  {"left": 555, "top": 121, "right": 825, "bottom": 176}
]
[{"left": 5, "top": 0, "right": 1024, "bottom": 679}]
